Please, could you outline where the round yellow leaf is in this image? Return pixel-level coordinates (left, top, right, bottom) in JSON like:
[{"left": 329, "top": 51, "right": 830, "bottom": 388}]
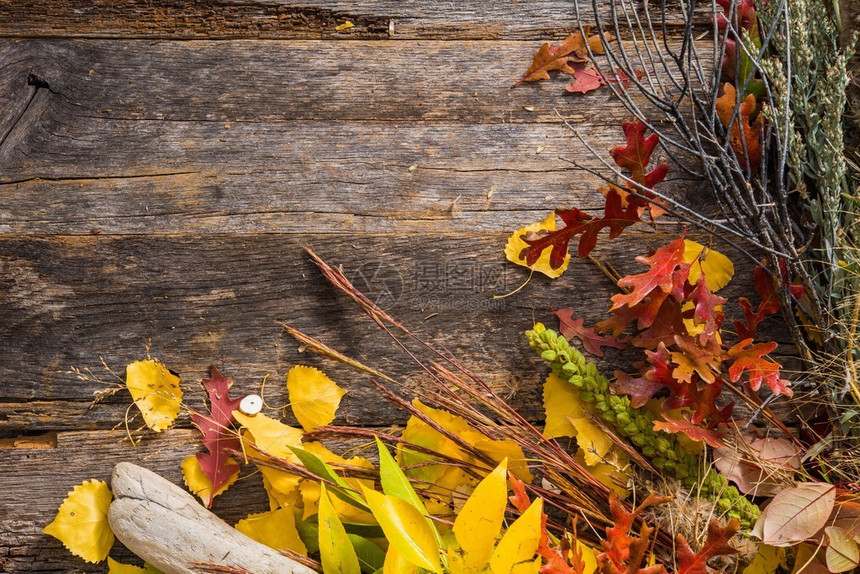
[
  {"left": 180, "top": 455, "right": 239, "bottom": 507},
  {"left": 235, "top": 507, "right": 307, "bottom": 556},
  {"left": 234, "top": 411, "right": 303, "bottom": 460},
  {"left": 683, "top": 240, "right": 734, "bottom": 291},
  {"left": 505, "top": 212, "right": 571, "bottom": 279},
  {"left": 43, "top": 479, "right": 114, "bottom": 564},
  {"left": 125, "top": 359, "right": 182, "bottom": 432},
  {"left": 107, "top": 557, "right": 148, "bottom": 573},
  {"left": 287, "top": 365, "right": 347, "bottom": 432}
]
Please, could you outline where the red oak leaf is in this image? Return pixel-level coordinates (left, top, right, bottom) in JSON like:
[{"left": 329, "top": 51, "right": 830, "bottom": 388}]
[
  {"left": 610, "top": 120, "right": 670, "bottom": 188},
  {"left": 556, "top": 308, "right": 625, "bottom": 356},
  {"left": 727, "top": 339, "right": 792, "bottom": 396},
  {"left": 190, "top": 365, "right": 245, "bottom": 503},
  {"left": 689, "top": 275, "right": 727, "bottom": 344},
  {"left": 509, "top": 474, "right": 532, "bottom": 513},
  {"left": 716, "top": 0, "right": 757, "bottom": 32},
  {"left": 613, "top": 370, "right": 666, "bottom": 408},
  {"left": 652, "top": 415, "right": 725, "bottom": 448},
  {"left": 598, "top": 493, "right": 669, "bottom": 574},
  {"left": 676, "top": 518, "right": 739, "bottom": 574},
  {"left": 734, "top": 266, "right": 781, "bottom": 340},
  {"left": 521, "top": 186, "right": 643, "bottom": 267},
  {"left": 611, "top": 238, "right": 690, "bottom": 310}
]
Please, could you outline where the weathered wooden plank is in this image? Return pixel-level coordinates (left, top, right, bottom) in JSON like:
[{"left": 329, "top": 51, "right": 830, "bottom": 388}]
[
  {"left": 0, "top": 429, "right": 302, "bottom": 572},
  {"left": 0, "top": 1, "right": 705, "bottom": 40},
  {"left": 0, "top": 117, "right": 705, "bottom": 234},
  {"left": 0, "top": 39, "right": 711, "bottom": 126},
  {"left": 0, "top": 232, "right": 793, "bottom": 432}
]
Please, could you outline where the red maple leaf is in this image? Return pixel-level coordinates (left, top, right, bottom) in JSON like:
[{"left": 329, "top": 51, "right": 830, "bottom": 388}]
[
  {"left": 675, "top": 518, "right": 739, "bottom": 574},
  {"left": 727, "top": 339, "right": 792, "bottom": 396},
  {"left": 611, "top": 238, "right": 690, "bottom": 310},
  {"left": 652, "top": 415, "right": 725, "bottom": 448},
  {"left": 190, "top": 365, "right": 245, "bottom": 504},
  {"left": 556, "top": 308, "right": 625, "bottom": 356}
]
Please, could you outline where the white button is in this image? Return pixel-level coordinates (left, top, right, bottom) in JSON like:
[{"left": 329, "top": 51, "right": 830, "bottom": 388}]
[{"left": 239, "top": 394, "right": 263, "bottom": 416}]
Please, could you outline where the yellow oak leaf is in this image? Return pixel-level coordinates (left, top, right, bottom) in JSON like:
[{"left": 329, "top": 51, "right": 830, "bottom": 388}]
[
  {"left": 234, "top": 411, "right": 303, "bottom": 460},
  {"left": 489, "top": 498, "right": 543, "bottom": 574},
  {"left": 125, "top": 359, "right": 182, "bottom": 432},
  {"left": 235, "top": 507, "right": 307, "bottom": 555},
  {"left": 505, "top": 212, "right": 571, "bottom": 278},
  {"left": 683, "top": 240, "right": 734, "bottom": 291},
  {"left": 287, "top": 365, "right": 347, "bottom": 432},
  {"left": 44, "top": 479, "right": 114, "bottom": 564},
  {"left": 180, "top": 455, "right": 239, "bottom": 507}
]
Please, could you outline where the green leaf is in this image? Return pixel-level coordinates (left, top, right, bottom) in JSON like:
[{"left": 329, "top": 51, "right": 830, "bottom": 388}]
[
  {"left": 453, "top": 460, "right": 508, "bottom": 569},
  {"left": 319, "top": 483, "right": 362, "bottom": 574},
  {"left": 362, "top": 486, "right": 442, "bottom": 573},
  {"left": 289, "top": 446, "right": 370, "bottom": 512},
  {"left": 347, "top": 534, "right": 386, "bottom": 573}
]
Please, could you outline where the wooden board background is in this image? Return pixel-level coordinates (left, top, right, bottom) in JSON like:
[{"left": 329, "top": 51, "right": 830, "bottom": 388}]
[{"left": 0, "top": 3, "right": 793, "bottom": 572}]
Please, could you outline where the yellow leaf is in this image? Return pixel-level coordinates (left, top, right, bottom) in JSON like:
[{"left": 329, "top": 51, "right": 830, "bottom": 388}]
[
  {"left": 543, "top": 374, "right": 612, "bottom": 466},
  {"left": 384, "top": 544, "right": 419, "bottom": 574},
  {"left": 362, "top": 486, "right": 443, "bottom": 573},
  {"left": 543, "top": 372, "right": 584, "bottom": 439},
  {"left": 453, "top": 460, "right": 509, "bottom": 569},
  {"left": 743, "top": 544, "right": 787, "bottom": 574},
  {"left": 43, "top": 479, "right": 114, "bottom": 564},
  {"left": 683, "top": 240, "right": 734, "bottom": 291},
  {"left": 180, "top": 455, "right": 239, "bottom": 507},
  {"left": 490, "top": 498, "right": 543, "bottom": 574},
  {"left": 107, "top": 557, "right": 146, "bottom": 573},
  {"left": 235, "top": 507, "right": 307, "bottom": 555},
  {"left": 125, "top": 359, "right": 182, "bottom": 432},
  {"left": 573, "top": 450, "right": 630, "bottom": 498},
  {"left": 297, "top": 442, "right": 376, "bottom": 523},
  {"left": 505, "top": 212, "right": 571, "bottom": 278},
  {"left": 234, "top": 411, "right": 303, "bottom": 460},
  {"left": 318, "top": 484, "right": 362, "bottom": 574},
  {"left": 573, "top": 540, "right": 598, "bottom": 574},
  {"left": 261, "top": 470, "right": 301, "bottom": 510},
  {"left": 287, "top": 365, "right": 347, "bottom": 432}
]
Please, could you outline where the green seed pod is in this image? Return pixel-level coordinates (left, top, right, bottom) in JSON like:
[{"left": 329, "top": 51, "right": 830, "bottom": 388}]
[
  {"left": 541, "top": 349, "right": 557, "bottom": 362},
  {"left": 631, "top": 434, "right": 646, "bottom": 447},
  {"left": 615, "top": 412, "right": 631, "bottom": 426},
  {"left": 595, "top": 400, "right": 608, "bottom": 412}
]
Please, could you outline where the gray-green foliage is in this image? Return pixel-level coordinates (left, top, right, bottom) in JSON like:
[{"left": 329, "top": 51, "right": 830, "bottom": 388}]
[{"left": 758, "top": 0, "right": 860, "bottom": 424}]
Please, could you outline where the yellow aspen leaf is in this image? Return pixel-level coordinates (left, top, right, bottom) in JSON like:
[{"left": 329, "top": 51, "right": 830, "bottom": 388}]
[
  {"left": 384, "top": 544, "right": 419, "bottom": 574},
  {"left": 453, "top": 460, "right": 509, "bottom": 570},
  {"left": 743, "top": 545, "right": 787, "bottom": 574},
  {"left": 489, "top": 498, "right": 543, "bottom": 574},
  {"left": 573, "top": 450, "right": 630, "bottom": 498},
  {"left": 505, "top": 212, "right": 571, "bottom": 278},
  {"left": 287, "top": 365, "right": 347, "bottom": 432},
  {"left": 180, "top": 454, "right": 239, "bottom": 507},
  {"left": 125, "top": 359, "right": 182, "bottom": 432},
  {"left": 260, "top": 466, "right": 302, "bottom": 506},
  {"left": 362, "top": 486, "right": 443, "bottom": 573},
  {"left": 474, "top": 438, "right": 532, "bottom": 484},
  {"left": 107, "top": 557, "right": 144, "bottom": 573},
  {"left": 297, "top": 441, "right": 376, "bottom": 523},
  {"left": 234, "top": 411, "right": 303, "bottom": 460},
  {"left": 683, "top": 240, "right": 734, "bottom": 291},
  {"left": 43, "top": 479, "right": 114, "bottom": 564},
  {"left": 235, "top": 507, "right": 307, "bottom": 556},
  {"left": 318, "top": 484, "right": 362, "bottom": 574},
  {"left": 574, "top": 539, "right": 598, "bottom": 574},
  {"left": 543, "top": 374, "right": 612, "bottom": 466}
]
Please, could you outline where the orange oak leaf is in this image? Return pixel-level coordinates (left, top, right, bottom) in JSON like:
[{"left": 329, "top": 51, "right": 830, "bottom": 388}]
[
  {"left": 611, "top": 238, "right": 690, "bottom": 311},
  {"left": 676, "top": 518, "right": 739, "bottom": 574},
  {"left": 727, "top": 339, "right": 792, "bottom": 396},
  {"left": 556, "top": 308, "right": 625, "bottom": 357},
  {"left": 189, "top": 365, "right": 245, "bottom": 504},
  {"left": 716, "top": 83, "right": 763, "bottom": 170},
  {"left": 512, "top": 29, "right": 607, "bottom": 87},
  {"left": 598, "top": 493, "right": 669, "bottom": 574},
  {"left": 670, "top": 334, "right": 722, "bottom": 385}
]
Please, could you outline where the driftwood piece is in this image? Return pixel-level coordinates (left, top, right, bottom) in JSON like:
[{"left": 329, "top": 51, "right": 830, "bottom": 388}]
[{"left": 108, "top": 462, "right": 316, "bottom": 574}]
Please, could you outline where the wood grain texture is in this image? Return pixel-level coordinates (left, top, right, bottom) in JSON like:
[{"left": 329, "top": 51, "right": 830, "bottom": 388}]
[{"left": 0, "top": 1, "right": 704, "bottom": 40}]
